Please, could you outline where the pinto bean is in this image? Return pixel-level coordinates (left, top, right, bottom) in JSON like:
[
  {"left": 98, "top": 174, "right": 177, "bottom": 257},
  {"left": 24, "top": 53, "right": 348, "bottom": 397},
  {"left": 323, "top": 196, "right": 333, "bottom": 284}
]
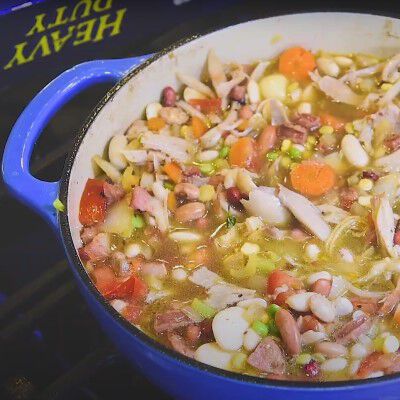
[
  {"left": 311, "top": 279, "right": 332, "bottom": 297},
  {"left": 257, "top": 125, "right": 277, "bottom": 156},
  {"left": 339, "top": 187, "right": 358, "bottom": 210},
  {"left": 275, "top": 308, "right": 301, "bottom": 356},
  {"left": 175, "top": 202, "right": 206, "bottom": 223},
  {"left": 230, "top": 85, "right": 246, "bottom": 103},
  {"left": 297, "top": 315, "right": 323, "bottom": 334},
  {"left": 226, "top": 187, "right": 242, "bottom": 207},
  {"left": 162, "top": 86, "right": 176, "bottom": 107},
  {"left": 174, "top": 183, "right": 200, "bottom": 200},
  {"left": 314, "top": 342, "right": 347, "bottom": 358},
  {"left": 239, "top": 105, "right": 254, "bottom": 120}
]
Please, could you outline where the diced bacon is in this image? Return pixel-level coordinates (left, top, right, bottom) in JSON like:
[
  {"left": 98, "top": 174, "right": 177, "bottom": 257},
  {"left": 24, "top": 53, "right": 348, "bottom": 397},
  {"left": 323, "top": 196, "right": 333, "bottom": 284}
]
[
  {"left": 292, "top": 113, "right": 321, "bottom": 131},
  {"left": 339, "top": 187, "right": 358, "bottom": 210},
  {"left": 351, "top": 297, "right": 379, "bottom": 315},
  {"left": 80, "top": 225, "right": 100, "bottom": 244},
  {"left": 277, "top": 123, "right": 308, "bottom": 144},
  {"left": 79, "top": 233, "right": 111, "bottom": 261},
  {"left": 103, "top": 181, "right": 125, "bottom": 205},
  {"left": 379, "top": 277, "right": 400, "bottom": 315},
  {"left": 154, "top": 309, "right": 193, "bottom": 333},
  {"left": 333, "top": 315, "right": 374, "bottom": 345},
  {"left": 384, "top": 134, "right": 400, "bottom": 152},
  {"left": 247, "top": 337, "right": 286, "bottom": 374},
  {"left": 167, "top": 332, "right": 195, "bottom": 358},
  {"left": 141, "top": 262, "right": 167, "bottom": 278}
]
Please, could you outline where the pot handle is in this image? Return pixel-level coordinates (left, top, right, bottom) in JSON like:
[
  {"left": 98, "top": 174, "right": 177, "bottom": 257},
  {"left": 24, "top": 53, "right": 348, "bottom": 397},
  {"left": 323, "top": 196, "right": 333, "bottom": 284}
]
[{"left": 2, "top": 55, "right": 152, "bottom": 231}]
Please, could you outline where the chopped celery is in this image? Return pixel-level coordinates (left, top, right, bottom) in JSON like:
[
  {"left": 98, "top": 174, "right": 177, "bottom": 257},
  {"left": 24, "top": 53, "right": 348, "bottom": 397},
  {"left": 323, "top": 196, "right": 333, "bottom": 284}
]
[
  {"left": 246, "top": 254, "right": 276, "bottom": 275},
  {"left": 53, "top": 198, "right": 65, "bottom": 212},
  {"left": 266, "top": 151, "right": 279, "bottom": 161},
  {"left": 226, "top": 213, "right": 237, "bottom": 228},
  {"left": 199, "top": 163, "right": 214, "bottom": 175},
  {"left": 219, "top": 146, "right": 230, "bottom": 158},
  {"left": 267, "top": 304, "right": 280, "bottom": 318},
  {"left": 191, "top": 298, "right": 216, "bottom": 319},
  {"left": 132, "top": 214, "right": 145, "bottom": 229},
  {"left": 163, "top": 181, "right": 175, "bottom": 191},
  {"left": 251, "top": 320, "right": 269, "bottom": 337},
  {"left": 266, "top": 320, "right": 280, "bottom": 336},
  {"left": 288, "top": 146, "right": 303, "bottom": 161}
]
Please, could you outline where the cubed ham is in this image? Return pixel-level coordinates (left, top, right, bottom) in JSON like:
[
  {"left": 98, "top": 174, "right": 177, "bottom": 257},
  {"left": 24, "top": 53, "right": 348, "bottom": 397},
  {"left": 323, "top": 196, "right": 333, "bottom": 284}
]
[
  {"left": 154, "top": 309, "right": 193, "bottom": 333},
  {"left": 339, "top": 187, "right": 358, "bottom": 210},
  {"left": 247, "top": 337, "right": 286, "bottom": 374},
  {"left": 103, "top": 181, "right": 125, "bottom": 205},
  {"left": 333, "top": 315, "right": 373, "bottom": 345},
  {"left": 384, "top": 134, "right": 400, "bottom": 153},
  {"left": 131, "top": 186, "right": 154, "bottom": 212},
  {"left": 80, "top": 225, "right": 100, "bottom": 244},
  {"left": 292, "top": 113, "right": 321, "bottom": 131},
  {"left": 79, "top": 233, "right": 111, "bottom": 261},
  {"left": 277, "top": 123, "right": 308, "bottom": 144},
  {"left": 167, "top": 332, "right": 195, "bottom": 358}
]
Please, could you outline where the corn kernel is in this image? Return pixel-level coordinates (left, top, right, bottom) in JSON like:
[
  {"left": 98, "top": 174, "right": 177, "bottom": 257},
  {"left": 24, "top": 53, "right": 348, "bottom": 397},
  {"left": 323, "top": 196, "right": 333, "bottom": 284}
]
[
  {"left": 347, "top": 174, "right": 359, "bottom": 186},
  {"left": 345, "top": 122, "right": 354, "bottom": 134},
  {"left": 374, "top": 146, "right": 387, "bottom": 158},
  {"left": 297, "top": 101, "right": 312, "bottom": 114},
  {"left": 358, "top": 195, "right": 372, "bottom": 207},
  {"left": 373, "top": 336, "right": 385, "bottom": 352},
  {"left": 199, "top": 184, "right": 216, "bottom": 202},
  {"left": 358, "top": 178, "right": 373, "bottom": 192},
  {"left": 381, "top": 83, "right": 393, "bottom": 92},
  {"left": 260, "top": 313, "right": 270, "bottom": 324},
  {"left": 319, "top": 125, "right": 334, "bottom": 135},
  {"left": 287, "top": 82, "right": 300, "bottom": 93},
  {"left": 302, "top": 150, "right": 313, "bottom": 159},
  {"left": 307, "top": 135, "right": 317, "bottom": 145},
  {"left": 281, "top": 139, "right": 292, "bottom": 152},
  {"left": 280, "top": 156, "right": 292, "bottom": 169},
  {"left": 180, "top": 125, "right": 192, "bottom": 138}
]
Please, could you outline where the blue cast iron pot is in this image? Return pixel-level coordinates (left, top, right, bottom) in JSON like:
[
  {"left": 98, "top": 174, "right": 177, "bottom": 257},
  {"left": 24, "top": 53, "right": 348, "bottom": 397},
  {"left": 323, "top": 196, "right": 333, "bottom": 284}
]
[{"left": 3, "top": 12, "right": 400, "bottom": 400}]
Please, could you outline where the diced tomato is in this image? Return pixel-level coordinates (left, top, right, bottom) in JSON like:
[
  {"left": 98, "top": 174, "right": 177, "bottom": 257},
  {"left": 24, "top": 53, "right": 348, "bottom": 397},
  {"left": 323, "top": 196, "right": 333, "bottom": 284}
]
[
  {"left": 266, "top": 270, "right": 303, "bottom": 295},
  {"left": 188, "top": 98, "right": 222, "bottom": 114},
  {"left": 79, "top": 179, "right": 107, "bottom": 226},
  {"left": 93, "top": 266, "right": 148, "bottom": 301},
  {"left": 123, "top": 302, "right": 143, "bottom": 323}
]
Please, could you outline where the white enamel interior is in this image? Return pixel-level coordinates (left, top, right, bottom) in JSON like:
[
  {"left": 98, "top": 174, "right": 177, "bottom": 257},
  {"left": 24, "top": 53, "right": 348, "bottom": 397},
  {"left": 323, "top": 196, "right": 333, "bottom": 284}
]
[{"left": 67, "top": 12, "right": 400, "bottom": 249}]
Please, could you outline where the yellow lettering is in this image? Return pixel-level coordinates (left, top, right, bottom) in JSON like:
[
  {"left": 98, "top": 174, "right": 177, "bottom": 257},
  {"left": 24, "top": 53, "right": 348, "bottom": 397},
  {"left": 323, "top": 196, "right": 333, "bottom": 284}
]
[
  {"left": 26, "top": 13, "right": 46, "bottom": 36},
  {"left": 70, "top": 0, "right": 92, "bottom": 22},
  {"left": 93, "top": 8, "right": 126, "bottom": 42},
  {"left": 4, "top": 42, "right": 29, "bottom": 70},
  {"left": 47, "top": 6, "right": 68, "bottom": 28},
  {"left": 73, "top": 19, "right": 96, "bottom": 46},
  {"left": 51, "top": 26, "right": 76, "bottom": 52},
  {"left": 26, "top": 35, "right": 52, "bottom": 62},
  {"left": 93, "top": 0, "right": 113, "bottom": 12}
]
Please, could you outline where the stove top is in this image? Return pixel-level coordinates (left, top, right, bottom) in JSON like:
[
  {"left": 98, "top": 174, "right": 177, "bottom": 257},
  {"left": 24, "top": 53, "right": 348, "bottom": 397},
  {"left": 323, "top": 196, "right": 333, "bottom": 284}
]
[{"left": 0, "top": 1, "right": 399, "bottom": 399}]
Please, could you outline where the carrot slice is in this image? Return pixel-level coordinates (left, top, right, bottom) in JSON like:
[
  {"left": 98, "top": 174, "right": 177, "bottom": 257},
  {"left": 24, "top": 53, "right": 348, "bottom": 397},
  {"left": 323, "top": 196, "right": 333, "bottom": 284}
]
[
  {"left": 147, "top": 117, "right": 166, "bottom": 131},
  {"left": 167, "top": 191, "right": 177, "bottom": 211},
  {"left": 164, "top": 162, "right": 182, "bottom": 183},
  {"left": 189, "top": 98, "right": 222, "bottom": 114},
  {"left": 290, "top": 161, "right": 336, "bottom": 197},
  {"left": 278, "top": 46, "right": 316, "bottom": 81},
  {"left": 320, "top": 113, "right": 346, "bottom": 132},
  {"left": 191, "top": 116, "right": 208, "bottom": 138},
  {"left": 229, "top": 137, "right": 258, "bottom": 170}
]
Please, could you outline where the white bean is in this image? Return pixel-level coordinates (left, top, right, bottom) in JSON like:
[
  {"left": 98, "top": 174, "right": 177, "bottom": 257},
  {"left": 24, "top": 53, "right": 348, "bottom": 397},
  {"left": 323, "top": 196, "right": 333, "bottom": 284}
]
[
  {"left": 297, "top": 102, "right": 312, "bottom": 114},
  {"left": 146, "top": 102, "right": 162, "bottom": 119},
  {"left": 124, "top": 243, "right": 142, "bottom": 258},
  {"left": 247, "top": 79, "right": 260, "bottom": 104},
  {"left": 334, "top": 297, "right": 354, "bottom": 317},
  {"left": 308, "top": 271, "right": 331, "bottom": 285},
  {"left": 172, "top": 267, "right": 188, "bottom": 281},
  {"left": 212, "top": 307, "right": 249, "bottom": 351},
  {"left": 243, "top": 328, "right": 261, "bottom": 352},
  {"left": 339, "top": 248, "right": 354, "bottom": 263},
  {"left": 341, "top": 134, "right": 369, "bottom": 168},
  {"left": 195, "top": 343, "right": 232, "bottom": 370},
  {"left": 110, "top": 299, "right": 127, "bottom": 313},
  {"left": 305, "top": 244, "right": 321, "bottom": 262},
  {"left": 350, "top": 343, "right": 369, "bottom": 359},
  {"left": 108, "top": 135, "right": 128, "bottom": 170},
  {"left": 349, "top": 359, "right": 361, "bottom": 376},
  {"left": 310, "top": 294, "right": 336, "bottom": 322},
  {"left": 383, "top": 335, "right": 400, "bottom": 353},
  {"left": 314, "top": 342, "right": 347, "bottom": 358},
  {"left": 183, "top": 87, "right": 207, "bottom": 102},
  {"left": 240, "top": 242, "right": 260, "bottom": 256},
  {"left": 334, "top": 56, "right": 354, "bottom": 68},
  {"left": 321, "top": 357, "right": 348, "bottom": 372},
  {"left": 238, "top": 298, "right": 268, "bottom": 309},
  {"left": 317, "top": 57, "right": 340, "bottom": 77},
  {"left": 302, "top": 330, "right": 327, "bottom": 345},
  {"left": 168, "top": 231, "right": 202, "bottom": 242},
  {"left": 197, "top": 150, "right": 219, "bottom": 162},
  {"left": 286, "top": 292, "right": 315, "bottom": 312}
]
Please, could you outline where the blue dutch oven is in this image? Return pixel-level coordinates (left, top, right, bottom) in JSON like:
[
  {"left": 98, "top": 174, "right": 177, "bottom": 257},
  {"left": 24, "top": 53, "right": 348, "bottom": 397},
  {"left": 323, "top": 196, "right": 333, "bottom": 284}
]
[{"left": 3, "top": 13, "right": 400, "bottom": 400}]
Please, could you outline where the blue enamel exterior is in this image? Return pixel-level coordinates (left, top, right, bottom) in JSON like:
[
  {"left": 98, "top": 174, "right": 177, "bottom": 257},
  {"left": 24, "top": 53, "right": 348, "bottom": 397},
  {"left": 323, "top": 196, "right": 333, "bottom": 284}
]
[
  {"left": 3, "top": 54, "right": 400, "bottom": 400},
  {"left": 1, "top": 55, "right": 150, "bottom": 231}
]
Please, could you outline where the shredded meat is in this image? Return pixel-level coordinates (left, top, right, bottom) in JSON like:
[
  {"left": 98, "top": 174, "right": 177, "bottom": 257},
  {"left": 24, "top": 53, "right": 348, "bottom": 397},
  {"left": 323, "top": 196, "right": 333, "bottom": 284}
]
[
  {"left": 247, "top": 337, "right": 286, "bottom": 374},
  {"left": 80, "top": 225, "right": 100, "bottom": 245},
  {"left": 154, "top": 309, "right": 193, "bottom": 333},
  {"left": 351, "top": 297, "right": 379, "bottom": 315},
  {"left": 277, "top": 123, "right": 308, "bottom": 144},
  {"left": 334, "top": 315, "right": 374, "bottom": 345},
  {"left": 79, "top": 233, "right": 111, "bottom": 261},
  {"left": 379, "top": 277, "right": 400, "bottom": 315},
  {"left": 384, "top": 134, "right": 400, "bottom": 152},
  {"left": 339, "top": 187, "right": 358, "bottom": 210},
  {"left": 292, "top": 113, "right": 321, "bottom": 131},
  {"left": 103, "top": 181, "right": 125, "bottom": 205}
]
